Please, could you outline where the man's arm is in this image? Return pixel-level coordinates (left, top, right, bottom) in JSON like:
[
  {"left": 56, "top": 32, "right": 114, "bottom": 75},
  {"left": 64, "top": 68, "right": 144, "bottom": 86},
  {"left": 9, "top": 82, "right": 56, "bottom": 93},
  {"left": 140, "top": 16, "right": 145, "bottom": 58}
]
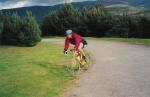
[{"left": 64, "top": 38, "right": 70, "bottom": 51}]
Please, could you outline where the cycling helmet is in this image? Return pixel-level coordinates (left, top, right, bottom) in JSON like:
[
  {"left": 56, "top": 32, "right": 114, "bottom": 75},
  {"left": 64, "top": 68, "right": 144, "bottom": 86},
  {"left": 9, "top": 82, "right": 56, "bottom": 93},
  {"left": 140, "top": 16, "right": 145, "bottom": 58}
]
[{"left": 65, "top": 29, "right": 73, "bottom": 35}]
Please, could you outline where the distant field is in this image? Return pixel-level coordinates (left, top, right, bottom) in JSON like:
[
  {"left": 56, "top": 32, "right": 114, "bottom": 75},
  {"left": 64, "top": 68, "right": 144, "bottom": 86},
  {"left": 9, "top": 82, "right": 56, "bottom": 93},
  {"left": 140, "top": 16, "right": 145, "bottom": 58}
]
[
  {"left": 0, "top": 42, "right": 72, "bottom": 97},
  {"left": 89, "top": 38, "right": 150, "bottom": 46}
]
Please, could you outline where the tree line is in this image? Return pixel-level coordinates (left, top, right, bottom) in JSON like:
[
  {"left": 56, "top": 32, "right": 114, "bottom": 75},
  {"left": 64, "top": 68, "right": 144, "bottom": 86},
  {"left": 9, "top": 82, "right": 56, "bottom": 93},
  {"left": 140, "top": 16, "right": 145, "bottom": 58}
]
[
  {"left": 0, "top": 4, "right": 149, "bottom": 46},
  {"left": 0, "top": 12, "right": 41, "bottom": 46},
  {"left": 42, "top": 4, "right": 150, "bottom": 38}
]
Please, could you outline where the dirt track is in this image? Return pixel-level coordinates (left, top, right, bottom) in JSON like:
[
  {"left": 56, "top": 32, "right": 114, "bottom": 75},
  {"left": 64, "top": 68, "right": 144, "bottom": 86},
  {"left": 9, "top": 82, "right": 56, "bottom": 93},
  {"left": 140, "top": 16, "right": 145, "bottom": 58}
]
[{"left": 43, "top": 39, "right": 150, "bottom": 97}]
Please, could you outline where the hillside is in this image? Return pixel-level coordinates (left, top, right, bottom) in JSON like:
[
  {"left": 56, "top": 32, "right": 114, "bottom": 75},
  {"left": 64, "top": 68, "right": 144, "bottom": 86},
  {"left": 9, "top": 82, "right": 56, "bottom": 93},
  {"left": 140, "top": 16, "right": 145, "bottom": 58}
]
[
  {"left": 133, "top": 10, "right": 150, "bottom": 16},
  {"left": 1, "top": 5, "right": 61, "bottom": 22},
  {"left": 1, "top": 0, "right": 150, "bottom": 22}
]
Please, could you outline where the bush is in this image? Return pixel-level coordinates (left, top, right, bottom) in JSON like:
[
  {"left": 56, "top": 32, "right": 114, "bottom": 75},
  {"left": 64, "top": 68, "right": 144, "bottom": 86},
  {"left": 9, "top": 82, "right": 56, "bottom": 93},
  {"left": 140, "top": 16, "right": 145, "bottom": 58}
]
[
  {"left": 19, "top": 12, "right": 41, "bottom": 46},
  {"left": 2, "top": 13, "right": 22, "bottom": 44},
  {"left": 0, "top": 12, "right": 41, "bottom": 46}
]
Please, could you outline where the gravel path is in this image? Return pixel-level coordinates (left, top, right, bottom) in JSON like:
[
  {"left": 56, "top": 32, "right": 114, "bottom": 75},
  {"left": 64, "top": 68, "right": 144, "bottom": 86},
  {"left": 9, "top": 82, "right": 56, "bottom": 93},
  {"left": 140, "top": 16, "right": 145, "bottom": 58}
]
[{"left": 43, "top": 39, "right": 150, "bottom": 97}]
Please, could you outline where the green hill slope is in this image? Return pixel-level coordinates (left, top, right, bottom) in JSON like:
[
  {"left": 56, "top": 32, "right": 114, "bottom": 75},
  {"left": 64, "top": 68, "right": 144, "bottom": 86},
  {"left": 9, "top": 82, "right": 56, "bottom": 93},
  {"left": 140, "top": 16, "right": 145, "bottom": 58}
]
[{"left": 1, "top": 0, "right": 150, "bottom": 22}]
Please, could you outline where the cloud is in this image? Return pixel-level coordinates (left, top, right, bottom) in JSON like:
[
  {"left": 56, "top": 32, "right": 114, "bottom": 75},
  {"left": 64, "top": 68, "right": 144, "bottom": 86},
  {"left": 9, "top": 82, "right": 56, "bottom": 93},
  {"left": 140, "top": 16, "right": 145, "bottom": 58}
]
[
  {"left": 0, "top": 0, "right": 31, "bottom": 9},
  {"left": 0, "top": 0, "right": 91, "bottom": 10}
]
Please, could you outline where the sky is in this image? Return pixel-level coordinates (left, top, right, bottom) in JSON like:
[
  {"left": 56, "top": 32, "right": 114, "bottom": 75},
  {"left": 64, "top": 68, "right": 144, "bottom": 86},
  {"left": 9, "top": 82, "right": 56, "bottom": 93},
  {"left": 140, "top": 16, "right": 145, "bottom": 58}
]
[{"left": 0, "top": 0, "right": 93, "bottom": 9}]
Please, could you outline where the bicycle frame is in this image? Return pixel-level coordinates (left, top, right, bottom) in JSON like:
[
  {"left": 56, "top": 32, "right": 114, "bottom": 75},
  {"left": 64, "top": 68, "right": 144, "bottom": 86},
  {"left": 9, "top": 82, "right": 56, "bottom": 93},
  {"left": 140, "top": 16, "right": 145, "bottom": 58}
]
[
  {"left": 71, "top": 50, "right": 87, "bottom": 70},
  {"left": 66, "top": 48, "right": 90, "bottom": 76}
]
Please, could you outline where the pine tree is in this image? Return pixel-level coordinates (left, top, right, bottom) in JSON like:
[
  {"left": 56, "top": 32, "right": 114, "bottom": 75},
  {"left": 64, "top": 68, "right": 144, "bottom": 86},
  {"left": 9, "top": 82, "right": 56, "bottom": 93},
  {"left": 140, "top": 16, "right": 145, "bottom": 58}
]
[
  {"left": 19, "top": 12, "right": 41, "bottom": 46},
  {"left": 0, "top": 22, "right": 3, "bottom": 44},
  {"left": 42, "top": 3, "right": 82, "bottom": 36},
  {"left": 2, "top": 13, "right": 22, "bottom": 44},
  {"left": 139, "top": 16, "right": 150, "bottom": 38}
]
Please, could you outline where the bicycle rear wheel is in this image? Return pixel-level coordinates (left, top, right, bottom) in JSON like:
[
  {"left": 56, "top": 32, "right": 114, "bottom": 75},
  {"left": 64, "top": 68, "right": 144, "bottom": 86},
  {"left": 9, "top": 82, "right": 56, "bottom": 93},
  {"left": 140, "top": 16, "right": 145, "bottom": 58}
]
[{"left": 82, "top": 50, "right": 91, "bottom": 70}]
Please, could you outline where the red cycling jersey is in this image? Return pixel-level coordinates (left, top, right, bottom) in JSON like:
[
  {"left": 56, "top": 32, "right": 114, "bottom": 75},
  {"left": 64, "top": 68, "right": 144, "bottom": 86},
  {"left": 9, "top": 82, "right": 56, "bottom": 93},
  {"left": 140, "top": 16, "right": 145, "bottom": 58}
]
[{"left": 64, "top": 32, "right": 83, "bottom": 51}]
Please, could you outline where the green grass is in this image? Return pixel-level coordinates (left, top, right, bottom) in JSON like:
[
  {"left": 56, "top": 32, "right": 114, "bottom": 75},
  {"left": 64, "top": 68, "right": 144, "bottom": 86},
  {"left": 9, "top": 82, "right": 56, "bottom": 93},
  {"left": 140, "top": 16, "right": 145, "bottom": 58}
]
[
  {"left": 88, "top": 38, "right": 150, "bottom": 46},
  {"left": 0, "top": 42, "right": 73, "bottom": 97}
]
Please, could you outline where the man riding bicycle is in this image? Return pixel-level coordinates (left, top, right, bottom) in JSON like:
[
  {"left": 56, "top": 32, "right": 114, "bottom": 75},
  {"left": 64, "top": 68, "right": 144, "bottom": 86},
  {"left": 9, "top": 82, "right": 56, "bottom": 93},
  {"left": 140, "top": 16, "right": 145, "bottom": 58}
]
[{"left": 64, "top": 29, "right": 88, "bottom": 57}]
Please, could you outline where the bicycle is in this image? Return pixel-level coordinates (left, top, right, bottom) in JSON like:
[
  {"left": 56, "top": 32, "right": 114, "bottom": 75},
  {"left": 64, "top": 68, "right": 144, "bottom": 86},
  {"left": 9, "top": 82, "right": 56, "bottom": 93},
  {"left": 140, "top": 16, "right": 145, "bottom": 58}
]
[{"left": 66, "top": 49, "right": 90, "bottom": 75}]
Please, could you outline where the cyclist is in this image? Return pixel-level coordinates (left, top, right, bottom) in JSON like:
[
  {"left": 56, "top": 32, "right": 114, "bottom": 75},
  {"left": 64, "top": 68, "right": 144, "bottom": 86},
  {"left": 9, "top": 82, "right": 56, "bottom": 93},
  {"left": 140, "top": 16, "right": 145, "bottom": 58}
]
[{"left": 64, "top": 29, "right": 87, "bottom": 56}]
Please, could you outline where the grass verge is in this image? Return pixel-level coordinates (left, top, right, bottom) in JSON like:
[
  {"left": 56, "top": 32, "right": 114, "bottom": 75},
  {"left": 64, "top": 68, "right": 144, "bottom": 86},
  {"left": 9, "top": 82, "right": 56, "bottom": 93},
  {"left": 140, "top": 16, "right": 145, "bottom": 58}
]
[
  {"left": 88, "top": 38, "right": 150, "bottom": 46},
  {"left": 0, "top": 42, "right": 73, "bottom": 97}
]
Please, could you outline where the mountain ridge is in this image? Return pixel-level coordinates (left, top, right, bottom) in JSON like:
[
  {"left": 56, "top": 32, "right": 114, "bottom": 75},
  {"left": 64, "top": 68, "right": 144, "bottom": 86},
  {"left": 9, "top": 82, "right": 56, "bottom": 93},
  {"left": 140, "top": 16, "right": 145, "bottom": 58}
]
[{"left": 1, "top": 0, "right": 150, "bottom": 22}]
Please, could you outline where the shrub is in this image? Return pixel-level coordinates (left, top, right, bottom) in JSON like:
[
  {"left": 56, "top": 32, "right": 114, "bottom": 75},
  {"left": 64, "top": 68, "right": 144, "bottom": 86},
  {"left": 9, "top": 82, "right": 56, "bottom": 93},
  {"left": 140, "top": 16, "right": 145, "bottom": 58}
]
[
  {"left": 19, "top": 12, "right": 41, "bottom": 46},
  {"left": 0, "top": 12, "right": 41, "bottom": 46}
]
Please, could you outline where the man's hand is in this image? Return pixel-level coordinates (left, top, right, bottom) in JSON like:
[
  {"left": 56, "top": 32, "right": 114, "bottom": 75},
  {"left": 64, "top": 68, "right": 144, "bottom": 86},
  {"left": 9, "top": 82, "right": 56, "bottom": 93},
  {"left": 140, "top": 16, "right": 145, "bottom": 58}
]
[{"left": 64, "top": 50, "right": 68, "bottom": 54}]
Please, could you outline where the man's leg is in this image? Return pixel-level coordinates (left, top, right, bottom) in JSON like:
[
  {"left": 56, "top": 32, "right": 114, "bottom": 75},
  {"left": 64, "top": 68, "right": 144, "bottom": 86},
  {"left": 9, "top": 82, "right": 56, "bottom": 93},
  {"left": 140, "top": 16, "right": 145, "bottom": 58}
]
[
  {"left": 78, "top": 43, "right": 85, "bottom": 56},
  {"left": 79, "top": 42, "right": 87, "bottom": 63}
]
